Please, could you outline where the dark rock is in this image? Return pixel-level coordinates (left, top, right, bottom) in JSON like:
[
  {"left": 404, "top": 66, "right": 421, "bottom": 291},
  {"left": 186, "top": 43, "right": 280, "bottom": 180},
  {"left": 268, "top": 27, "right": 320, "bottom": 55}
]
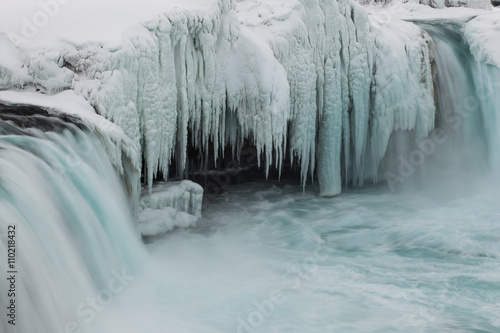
[{"left": 0, "top": 102, "right": 84, "bottom": 134}]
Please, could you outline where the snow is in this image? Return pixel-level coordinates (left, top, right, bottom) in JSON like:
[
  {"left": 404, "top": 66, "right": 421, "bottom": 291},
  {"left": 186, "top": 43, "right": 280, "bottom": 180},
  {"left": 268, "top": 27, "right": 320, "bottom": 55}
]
[
  {"left": 0, "top": 0, "right": 291, "bottom": 194},
  {"left": 0, "top": 0, "right": 498, "bottom": 198},
  {"left": 419, "top": 0, "right": 490, "bottom": 9},
  {"left": 0, "top": 90, "right": 141, "bottom": 205},
  {"left": 138, "top": 180, "right": 203, "bottom": 237},
  {"left": 0, "top": 0, "right": 222, "bottom": 49},
  {"left": 369, "top": 17, "right": 435, "bottom": 181},
  {"left": 465, "top": 10, "right": 500, "bottom": 67},
  {"left": 237, "top": 0, "right": 375, "bottom": 194},
  {"left": 363, "top": 0, "right": 491, "bottom": 22}
]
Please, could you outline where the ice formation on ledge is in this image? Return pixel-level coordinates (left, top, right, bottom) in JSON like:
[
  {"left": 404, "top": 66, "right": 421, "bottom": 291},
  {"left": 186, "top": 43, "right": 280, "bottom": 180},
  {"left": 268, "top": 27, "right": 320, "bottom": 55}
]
[
  {"left": 0, "top": 90, "right": 142, "bottom": 207},
  {"left": 4, "top": 0, "right": 480, "bottom": 198},
  {"left": 369, "top": 18, "right": 435, "bottom": 182},
  {"left": 138, "top": 180, "right": 203, "bottom": 237},
  {"left": 465, "top": 11, "right": 500, "bottom": 68},
  {"left": 465, "top": 12, "right": 500, "bottom": 166}
]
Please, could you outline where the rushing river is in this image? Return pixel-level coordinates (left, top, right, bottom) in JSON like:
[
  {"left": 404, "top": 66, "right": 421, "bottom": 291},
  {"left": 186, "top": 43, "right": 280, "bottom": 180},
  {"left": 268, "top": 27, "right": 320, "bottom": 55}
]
[
  {"left": 2, "top": 16, "right": 500, "bottom": 333},
  {"left": 89, "top": 179, "right": 500, "bottom": 333}
]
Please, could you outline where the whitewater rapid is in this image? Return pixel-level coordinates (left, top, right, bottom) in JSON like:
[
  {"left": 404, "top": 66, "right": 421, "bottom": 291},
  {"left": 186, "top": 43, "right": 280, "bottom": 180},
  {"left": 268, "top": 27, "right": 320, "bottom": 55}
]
[
  {"left": 0, "top": 3, "right": 499, "bottom": 333},
  {"left": 83, "top": 181, "right": 500, "bottom": 333}
]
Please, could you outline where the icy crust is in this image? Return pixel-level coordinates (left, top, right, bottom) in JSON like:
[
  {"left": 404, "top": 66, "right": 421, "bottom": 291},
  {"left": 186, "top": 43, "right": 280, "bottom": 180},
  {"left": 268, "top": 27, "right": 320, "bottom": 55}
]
[
  {"left": 0, "top": 90, "right": 142, "bottom": 208},
  {"left": 0, "top": 0, "right": 437, "bottom": 196},
  {"left": 464, "top": 11, "right": 500, "bottom": 166},
  {"left": 238, "top": 0, "right": 372, "bottom": 195},
  {"left": 465, "top": 11, "right": 500, "bottom": 68},
  {"left": 370, "top": 18, "right": 435, "bottom": 182},
  {"left": 238, "top": 0, "right": 435, "bottom": 194},
  {"left": 138, "top": 180, "right": 203, "bottom": 237},
  {"left": 0, "top": 35, "right": 31, "bottom": 90},
  {"left": 0, "top": 0, "right": 289, "bottom": 192}
]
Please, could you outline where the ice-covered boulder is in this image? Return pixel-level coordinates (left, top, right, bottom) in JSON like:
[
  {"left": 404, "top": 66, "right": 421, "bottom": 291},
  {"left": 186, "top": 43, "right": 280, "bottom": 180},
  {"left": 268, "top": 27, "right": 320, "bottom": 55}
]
[{"left": 138, "top": 180, "right": 203, "bottom": 237}]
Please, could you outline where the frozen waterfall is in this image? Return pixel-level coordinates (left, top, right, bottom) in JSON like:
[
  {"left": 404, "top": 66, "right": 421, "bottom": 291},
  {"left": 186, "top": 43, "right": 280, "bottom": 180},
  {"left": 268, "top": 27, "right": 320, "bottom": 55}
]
[
  {"left": 0, "top": 0, "right": 439, "bottom": 198},
  {"left": 0, "top": 1, "right": 500, "bottom": 332}
]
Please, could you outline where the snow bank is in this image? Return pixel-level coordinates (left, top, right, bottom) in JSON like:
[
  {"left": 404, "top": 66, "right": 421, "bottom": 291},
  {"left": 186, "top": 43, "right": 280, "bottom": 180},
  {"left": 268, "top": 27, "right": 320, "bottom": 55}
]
[
  {"left": 361, "top": 0, "right": 490, "bottom": 22},
  {"left": 420, "top": 0, "right": 490, "bottom": 9},
  {"left": 138, "top": 180, "right": 203, "bottom": 237}
]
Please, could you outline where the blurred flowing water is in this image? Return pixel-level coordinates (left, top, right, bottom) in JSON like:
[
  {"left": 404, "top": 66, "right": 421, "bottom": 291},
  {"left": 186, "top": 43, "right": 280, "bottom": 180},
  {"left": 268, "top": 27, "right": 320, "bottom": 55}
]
[
  {"left": 96, "top": 21, "right": 500, "bottom": 333},
  {"left": 0, "top": 104, "right": 146, "bottom": 333},
  {"left": 1, "top": 19, "right": 500, "bottom": 333},
  {"left": 97, "top": 181, "right": 500, "bottom": 333}
]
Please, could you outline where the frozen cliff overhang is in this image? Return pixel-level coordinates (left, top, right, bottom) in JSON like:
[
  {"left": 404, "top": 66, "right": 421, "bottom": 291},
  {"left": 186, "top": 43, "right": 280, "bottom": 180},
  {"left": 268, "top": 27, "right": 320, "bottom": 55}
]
[{"left": 0, "top": 0, "right": 497, "bottom": 201}]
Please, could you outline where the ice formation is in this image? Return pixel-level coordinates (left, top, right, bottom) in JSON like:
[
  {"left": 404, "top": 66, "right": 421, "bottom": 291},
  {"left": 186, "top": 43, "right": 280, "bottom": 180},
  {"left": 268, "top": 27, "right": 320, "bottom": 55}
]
[
  {"left": 0, "top": 90, "right": 142, "bottom": 209},
  {"left": 1, "top": 0, "right": 498, "bottom": 199},
  {"left": 465, "top": 12, "right": 500, "bottom": 166},
  {"left": 465, "top": 11, "right": 500, "bottom": 67},
  {"left": 139, "top": 180, "right": 203, "bottom": 237}
]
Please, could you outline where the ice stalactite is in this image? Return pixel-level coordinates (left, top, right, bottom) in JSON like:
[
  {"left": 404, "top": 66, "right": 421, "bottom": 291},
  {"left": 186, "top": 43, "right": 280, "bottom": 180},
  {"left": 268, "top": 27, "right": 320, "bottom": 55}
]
[
  {"left": 62, "top": 0, "right": 290, "bottom": 193},
  {"left": 240, "top": 0, "right": 436, "bottom": 194},
  {"left": 239, "top": 0, "right": 375, "bottom": 195},
  {"left": 0, "top": 0, "right": 439, "bottom": 199},
  {"left": 369, "top": 19, "right": 436, "bottom": 183}
]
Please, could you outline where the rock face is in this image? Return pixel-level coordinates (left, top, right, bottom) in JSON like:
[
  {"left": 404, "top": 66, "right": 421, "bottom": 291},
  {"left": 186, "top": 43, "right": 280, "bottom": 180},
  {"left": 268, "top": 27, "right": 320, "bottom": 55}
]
[{"left": 493, "top": 0, "right": 500, "bottom": 6}]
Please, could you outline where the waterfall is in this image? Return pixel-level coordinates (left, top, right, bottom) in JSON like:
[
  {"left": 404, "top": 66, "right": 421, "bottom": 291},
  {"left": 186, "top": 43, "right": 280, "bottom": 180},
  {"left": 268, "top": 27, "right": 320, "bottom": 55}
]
[
  {"left": 0, "top": 103, "right": 146, "bottom": 333},
  {"left": 383, "top": 19, "right": 500, "bottom": 192},
  {"left": 0, "top": 9, "right": 499, "bottom": 333}
]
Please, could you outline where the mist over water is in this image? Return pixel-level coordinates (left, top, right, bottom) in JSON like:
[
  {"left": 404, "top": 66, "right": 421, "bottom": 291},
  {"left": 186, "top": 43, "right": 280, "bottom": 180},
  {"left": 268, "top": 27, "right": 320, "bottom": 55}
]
[
  {"left": 383, "top": 20, "right": 500, "bottom": 199},
  {"left": 96, "top": 180, "right": 500, "bottom": 333},
  {"left": 1, "top": 18, "right": 500, "bottom": 333},
  {"left": 93, "top": 21, "right": 500, "bottom": 333}
]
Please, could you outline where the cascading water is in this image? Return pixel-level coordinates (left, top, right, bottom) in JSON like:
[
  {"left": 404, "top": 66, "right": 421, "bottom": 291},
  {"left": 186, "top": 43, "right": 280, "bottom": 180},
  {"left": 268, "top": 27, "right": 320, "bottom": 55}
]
[
  {"left": 473, "top": 62, "right": 500, "bottom": 168},
  {"left": 383, "top": 19, "right": 500, "bottom": 193},
  {"left": 0, "top": 11, "right": 500, "bottom": 333},
  {"left": 0, "top": 103, "right": 146, "bottom": 333}
]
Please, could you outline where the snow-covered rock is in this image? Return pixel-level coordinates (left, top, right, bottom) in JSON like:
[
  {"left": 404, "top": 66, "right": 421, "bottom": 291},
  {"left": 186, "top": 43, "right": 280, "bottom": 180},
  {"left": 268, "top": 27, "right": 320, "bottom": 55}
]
[
  {"left": 0, "top": 90, "right": 141, "bottom": 207},
  {"left": 138, "top": 180, "right": 203, "bottom": 237},
  {"left": 465, "top": 11, "right": 500, "bottom": 67}
]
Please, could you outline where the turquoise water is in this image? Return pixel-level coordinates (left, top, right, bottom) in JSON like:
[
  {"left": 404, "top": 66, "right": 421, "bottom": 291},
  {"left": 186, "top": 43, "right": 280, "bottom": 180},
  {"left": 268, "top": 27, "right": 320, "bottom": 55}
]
[
  {"left": 0, "top": 117, "right": 146, "bottom": 333},
  {"left": 2, "top": 19, "right": 500, "bottom": 333},
  {"left": 94, "top": 181, "right": 500, "bottom": 333}
]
